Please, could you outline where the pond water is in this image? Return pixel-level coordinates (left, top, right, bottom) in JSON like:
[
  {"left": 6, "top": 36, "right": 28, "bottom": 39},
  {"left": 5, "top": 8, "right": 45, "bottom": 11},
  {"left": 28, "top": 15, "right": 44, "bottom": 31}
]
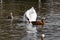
[{"left": 0, "top": 13, "right": 60, "bottom": 40}]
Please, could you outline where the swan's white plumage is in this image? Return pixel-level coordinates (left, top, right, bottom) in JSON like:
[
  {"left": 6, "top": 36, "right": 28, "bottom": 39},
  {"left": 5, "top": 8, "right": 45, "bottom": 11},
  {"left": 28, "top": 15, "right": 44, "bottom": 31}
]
[
  {"left": 24, "top": 7, "right": 37, "bottom": 33},
  {"left": 25, "top": 7, "right": 37, "bottom": 22}
]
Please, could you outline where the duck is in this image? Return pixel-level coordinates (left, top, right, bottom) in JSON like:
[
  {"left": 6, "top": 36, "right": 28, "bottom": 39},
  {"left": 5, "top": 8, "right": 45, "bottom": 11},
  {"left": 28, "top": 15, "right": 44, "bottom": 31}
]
[
  {"left": 7, "top": 12, "right": 13, "bottom": 20},
  {"left": 32, "top": 17, "right": 45, "bottom": 27}
]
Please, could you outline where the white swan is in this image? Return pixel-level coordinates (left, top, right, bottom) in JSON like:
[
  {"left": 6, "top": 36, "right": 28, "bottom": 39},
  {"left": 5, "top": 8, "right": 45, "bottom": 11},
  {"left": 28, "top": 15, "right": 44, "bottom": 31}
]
[
  {"left": 24, "top": 7, "right": 37, "bottom": 33},
  {"left": 25, "top": 7, "right": 37, "bottom": 22}
]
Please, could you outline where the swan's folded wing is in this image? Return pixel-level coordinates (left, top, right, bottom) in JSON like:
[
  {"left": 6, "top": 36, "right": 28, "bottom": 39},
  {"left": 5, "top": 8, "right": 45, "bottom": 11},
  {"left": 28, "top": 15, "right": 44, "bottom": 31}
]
[{"left": 25, "top": 7, "right": 37, "bottom": 22}]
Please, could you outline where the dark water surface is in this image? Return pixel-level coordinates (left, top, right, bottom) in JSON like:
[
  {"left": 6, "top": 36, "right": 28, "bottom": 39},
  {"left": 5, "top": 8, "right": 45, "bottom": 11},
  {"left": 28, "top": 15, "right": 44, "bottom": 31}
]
[{"left": 0, "top": 13, "right": 60, "bottom": 40}]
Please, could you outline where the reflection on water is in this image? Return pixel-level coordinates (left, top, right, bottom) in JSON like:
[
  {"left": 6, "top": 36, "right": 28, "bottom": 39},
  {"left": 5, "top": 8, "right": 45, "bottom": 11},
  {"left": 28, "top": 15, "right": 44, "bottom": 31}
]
[
  {"left": 0, "top": 13, "right": 60, "bottom": 40},
  {"left": 0, "top": 18, "right": 26, "bottom": 40}
]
